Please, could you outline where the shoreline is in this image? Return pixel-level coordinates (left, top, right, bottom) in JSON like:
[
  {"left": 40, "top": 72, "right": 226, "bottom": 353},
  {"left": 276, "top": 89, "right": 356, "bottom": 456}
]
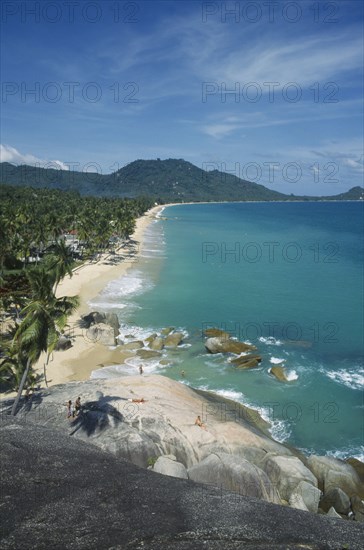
[{"left": 29, "top": 203, "right": 166, "bottom": 388}]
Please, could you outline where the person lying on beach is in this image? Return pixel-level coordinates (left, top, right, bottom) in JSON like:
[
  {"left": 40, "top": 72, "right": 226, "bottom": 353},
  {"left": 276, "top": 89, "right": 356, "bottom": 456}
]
[
  {"left": 194, "top": 415, "right": 207, "bottom": 429},
  {"left": 128, "top": 397, "right": 147, "bottom": 403}
]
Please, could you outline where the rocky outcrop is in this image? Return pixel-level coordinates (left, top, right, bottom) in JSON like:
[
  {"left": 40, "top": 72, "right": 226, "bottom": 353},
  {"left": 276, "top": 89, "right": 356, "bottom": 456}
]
[
  {"left": 188, "top": 452, "right": 281, "bottom": 504},
  {"left": 230, "top": 354, "right": 262, "bottom": 369},
  {"left": 270, "top": 365, "right": 290, "bottom": 382},
  {"left": 137, "top": 349, "right": 162, "bottom": 359},
  {"left": 2, "top": 417, "right": 364, "bottom": 550},
  {"left": 1, "top": 375, "right": 363, "bottom": 526},
  {"left": 351, "top": 495, "right": 364, "bottom": 522},
  {"left": 320, "top": 487, "right": 351, "bottom": 515},
  {"left": 164, "top": 332, "right": 184, "bottom": 347},
  {"left": 205, "top": 336, "right": 256, "bottom": 354},
  {"left": 260, "top": 453, "right": 318, "bottom": 502},
  {"left": 153, "top": 455, "right": 188, "bottom": 479},
  {"left": 81, "top": 311, "right": 120, "bottom": 337},
  {"left": 306, "top": 455, "right": 364, "bottom": 498},
  {"left": 161, "top": 327, "right": 174, "bottom": 336},
  {"left": 119, "top": 340, "right": 144, "bottom": 350},
  {"left": 149, "top": 336, "right": 165, "bottom": 350},
  {"left": 86, "top": 323, "right": 116, "bottom": 346},
  {"left": 326, "top": 506, "right": 342, "bottom": 519},
  {"left": 54, "top": 335, "right": 72, "bottom": 351},
  {"left": 204, "top": 328, "right": 231, "bottom": 339},
  {"left": 288, "top": 480, "right": 321, "bottom": 513}
]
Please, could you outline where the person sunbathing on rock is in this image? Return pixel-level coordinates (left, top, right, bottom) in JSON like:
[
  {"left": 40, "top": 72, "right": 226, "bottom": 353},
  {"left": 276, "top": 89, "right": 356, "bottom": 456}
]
[
  {"left": 129, "top": 397, "right": 146, "bottom": 403},
  {"left": 194, "top": 415, "right": 207, "bottom": 429}
]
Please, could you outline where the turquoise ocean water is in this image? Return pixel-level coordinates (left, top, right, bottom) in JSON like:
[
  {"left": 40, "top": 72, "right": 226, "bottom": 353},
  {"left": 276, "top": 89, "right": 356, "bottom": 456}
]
[{"left": 90, "top": 202, "right": 364, "bottom": 460}]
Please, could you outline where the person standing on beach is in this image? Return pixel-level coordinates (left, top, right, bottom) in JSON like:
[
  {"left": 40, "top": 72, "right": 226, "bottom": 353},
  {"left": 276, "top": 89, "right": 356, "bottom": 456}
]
[{"left": 139, "top": 365, "right": 144, "bottom": 375}]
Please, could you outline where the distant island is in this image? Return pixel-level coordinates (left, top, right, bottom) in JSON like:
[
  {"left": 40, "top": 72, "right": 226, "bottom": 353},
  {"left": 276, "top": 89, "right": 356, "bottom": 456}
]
[{"left": 1, "top": 159, "right": 363, "bottom": 203}]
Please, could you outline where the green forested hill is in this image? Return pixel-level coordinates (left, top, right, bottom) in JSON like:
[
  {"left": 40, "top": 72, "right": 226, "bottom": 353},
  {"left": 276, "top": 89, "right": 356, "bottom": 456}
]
[{"left": 0, "top": 159, "right": 362, "bottom": 202}]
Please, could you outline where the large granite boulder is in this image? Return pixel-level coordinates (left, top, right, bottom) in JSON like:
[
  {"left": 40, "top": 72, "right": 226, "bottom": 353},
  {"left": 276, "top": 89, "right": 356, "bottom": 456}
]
[
  {"left": 307, "top": 455, "right": 364, "bottom": 497},
  {"left": 188, "top": 452, "right": 281, "bottom": 504},
  {"left": 351, "top": 495, "right": 364, "bottom": 522},
  {"left": 119, "top": 340, "right": 144, "bottom": 350},
  {"left": 150, "top": 337, "right": 165, "bottom": 350},
  {"left": 270, "top": 365, "right": 290, "bottom": 382},
  {"left": 261, "top": 453, "right": 318, "bottom": 501},
  {"left": 289, "top": 480, "right": 321, "bottom": 513},
  {"left": 346, "top": 458, "right": 364, "bottom": 483},
  {"left": 164, "top": 332, "right": 184, "bottom": 347},
  {"left": 230, "top": 354, "right": 262, "bottom": 369},
  {"left": 320, "top": 487, "right": 351, "bottom": 515},
  {"left": 104, "top": 312, "right": 120, "bottom": 337},
  {"left": 137, "top": 349, "right": 162, "bottom": 359},
  {"left": 161, "top": 327, "right": 174, "bottom": 336},
  {"left": 153, "top": 456, "right": 188, "bottom": 479},
  {"left": 54, "top": 335, "right": 72, "bottom": 351},
  {"left": 81, "top": 311, "right": 105, "bottom": 327},
  {"left": 204, "top": 328, "right": 231, "bottom": 339},
  {"left": 86, "top": 323, "right": 116, "bottom": 346},
  {"left": 205, "top": 337, "right": 256, "bottom": 354}
]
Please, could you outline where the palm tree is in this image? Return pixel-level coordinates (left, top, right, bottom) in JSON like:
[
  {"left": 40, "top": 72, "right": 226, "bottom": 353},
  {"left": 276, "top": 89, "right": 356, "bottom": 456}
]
[
  {"left": 45, "top": 240, "right": 75, "bottom": 294},
  {"left": 10, "top": 269, "right": 79, "bottom": 415}
]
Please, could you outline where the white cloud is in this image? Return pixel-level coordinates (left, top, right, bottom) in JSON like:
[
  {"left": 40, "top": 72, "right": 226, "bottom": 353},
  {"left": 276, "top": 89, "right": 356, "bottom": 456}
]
[{"left": 0, "top": 144, "right": 69, "bottom": 170}]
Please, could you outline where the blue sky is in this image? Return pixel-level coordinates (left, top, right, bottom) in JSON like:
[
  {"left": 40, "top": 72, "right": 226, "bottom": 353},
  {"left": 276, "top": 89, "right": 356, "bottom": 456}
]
[{"left": 1, "top": 0, "right": 363, "bottom": 195}]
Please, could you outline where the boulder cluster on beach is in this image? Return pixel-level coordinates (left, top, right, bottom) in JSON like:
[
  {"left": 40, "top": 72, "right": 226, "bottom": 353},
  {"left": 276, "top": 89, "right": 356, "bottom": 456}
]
[{"left": 80, "top": 312, "right": 295, "bottom": 382}]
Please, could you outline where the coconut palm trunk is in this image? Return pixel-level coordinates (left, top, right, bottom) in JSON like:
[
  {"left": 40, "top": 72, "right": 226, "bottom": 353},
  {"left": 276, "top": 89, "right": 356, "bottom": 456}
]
[{"left": 11, "top": 357, "right": 31, "bottom": 416}]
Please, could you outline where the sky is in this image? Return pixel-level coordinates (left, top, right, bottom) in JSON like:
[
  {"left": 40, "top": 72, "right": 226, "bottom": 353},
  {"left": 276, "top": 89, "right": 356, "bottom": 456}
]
[{"left": 1, "top": 0, "right": 363, "bottom": 195}]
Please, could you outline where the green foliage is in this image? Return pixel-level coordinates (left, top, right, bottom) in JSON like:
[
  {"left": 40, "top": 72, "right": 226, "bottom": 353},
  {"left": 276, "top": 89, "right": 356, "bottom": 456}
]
[
  {"left": 1, "top": 159, "right": 362, "bottom": 202},
  {"left": 147, "top": 456, "right": 159, "bottom": 467}
]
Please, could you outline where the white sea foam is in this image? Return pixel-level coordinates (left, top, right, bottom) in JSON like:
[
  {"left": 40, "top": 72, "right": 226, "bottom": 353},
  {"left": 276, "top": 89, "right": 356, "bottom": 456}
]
[
  {"left": 259, "top": 336, "right": 283, "bottom": 346},
  {"left": 195, "top": 384, "right": 292, "bottom": 444},
  {"left": 214, "top": 389, "right": 245, "bottom": 401},
  {"left": 323, "top": 367, "right": 364, "bottom": 391},
  {"left": 286, "top": 370, "right": 298, "bottom": 381},
  {"left": 270, "top": 357, "right": 285, "bottom": 364},
  {"left": 325, "top": 447, "right": 364, "bottom": 463}
]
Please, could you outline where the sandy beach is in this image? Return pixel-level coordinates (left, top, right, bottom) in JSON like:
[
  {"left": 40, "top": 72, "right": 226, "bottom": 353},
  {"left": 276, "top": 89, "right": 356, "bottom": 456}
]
[{"left": 32, "top": 204, "right": 167, "bottom": 388}]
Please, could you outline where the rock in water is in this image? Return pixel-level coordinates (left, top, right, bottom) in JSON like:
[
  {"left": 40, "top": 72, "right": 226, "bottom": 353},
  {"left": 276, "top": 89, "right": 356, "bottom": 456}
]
[
  {"left": 270, "top": 366, "right": 290, "bottom": 382},
  {"left": 164, "top": 332, "right": 183, "bottom": 347},
  {"left": 137, "top": 349, "right": 162, "bottom": 359},
  {"left": 203, "top": 328, "right": 231, "bottom": 339},
  {"left": 230, "top": 355, "right": 262, "bottom": 369},
  {"left": 205, "top": 337, "right": 256, "bottom": 354},
  {"left": 150, "top": 337, "right": 165, "bottom": 350},
  {"left": 119, "top": 340, "right": 144, "bottom": 350},
  {"left": 161, "top": 327, "right": 174, "bottom": 336}
]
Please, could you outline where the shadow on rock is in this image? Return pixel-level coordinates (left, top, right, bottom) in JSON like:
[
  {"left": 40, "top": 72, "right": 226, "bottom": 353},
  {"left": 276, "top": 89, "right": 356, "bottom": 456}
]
[{"left": 69, "top": 391, "right": 125, "bottom": 437}]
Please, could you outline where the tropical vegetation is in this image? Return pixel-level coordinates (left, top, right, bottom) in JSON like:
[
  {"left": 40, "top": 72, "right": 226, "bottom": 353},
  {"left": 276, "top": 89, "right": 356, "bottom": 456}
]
[{"left": 0, "top": 184, "right": 154, "bottom": 410}]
